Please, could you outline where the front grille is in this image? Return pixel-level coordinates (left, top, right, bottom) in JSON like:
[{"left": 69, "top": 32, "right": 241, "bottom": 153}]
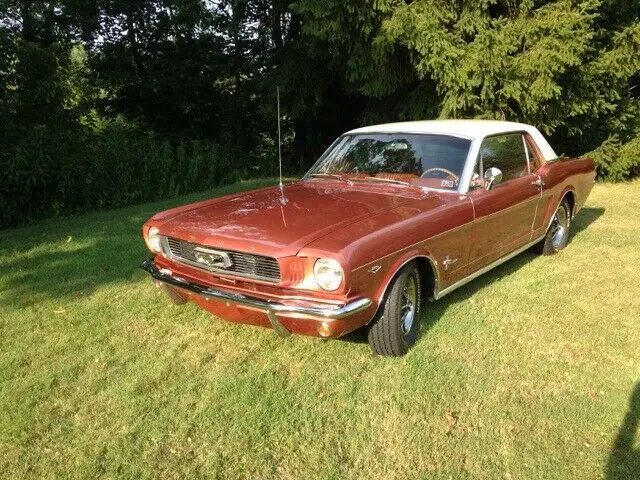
[{"left": 162, "top": 236, "right": 281, "bottom": 283}]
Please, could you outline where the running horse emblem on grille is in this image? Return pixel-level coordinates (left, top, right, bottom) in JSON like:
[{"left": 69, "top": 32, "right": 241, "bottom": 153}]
[{"left": 193, "top": 247, "right": 233, "bottom": 269}]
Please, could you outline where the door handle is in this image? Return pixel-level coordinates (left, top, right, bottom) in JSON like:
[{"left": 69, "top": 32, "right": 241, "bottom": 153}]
[{"left": 532, "top": 178, "right": 545, "bottom": 187}]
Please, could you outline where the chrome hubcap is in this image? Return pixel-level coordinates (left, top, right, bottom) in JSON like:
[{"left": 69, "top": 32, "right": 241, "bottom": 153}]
[
  {"left": 551, "top": 205, "right": 569, "bottom": 249},
  {"left": 400, "top": 276, "right": 417, "bottom": 335}
]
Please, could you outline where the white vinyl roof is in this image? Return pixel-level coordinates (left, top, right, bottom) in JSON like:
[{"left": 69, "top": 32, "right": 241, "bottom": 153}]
[{"left": 347, "top": 119, "right": 557, "bottom": 161}]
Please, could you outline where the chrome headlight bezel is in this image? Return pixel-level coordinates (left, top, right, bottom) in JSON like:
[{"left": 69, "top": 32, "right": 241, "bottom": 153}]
[
  {"left": 144, "top": 226, "right": 162, "bottom": 253},
  {"left": 313, "top": 258, "right": 344, "bottom": 291}
]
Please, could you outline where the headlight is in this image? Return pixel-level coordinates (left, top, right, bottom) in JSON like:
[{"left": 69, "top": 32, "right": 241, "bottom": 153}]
[
  {"left": 144, "top": 226, "right": 162, "bottom": 253},
  {"left": 313, "top": 258, "right": 344, "bottom": 291}
]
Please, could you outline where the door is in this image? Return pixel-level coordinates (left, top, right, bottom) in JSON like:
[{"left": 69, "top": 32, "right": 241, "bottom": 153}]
[
  {"left": 467, "top": 132, "right": 541, "bottom": 271},
  {"left": 524, "top": 132, "right": 552, "bottom": 236}
]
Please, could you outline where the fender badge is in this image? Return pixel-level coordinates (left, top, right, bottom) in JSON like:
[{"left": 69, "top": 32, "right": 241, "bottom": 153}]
[
  {"left": 369, "top": 265, "right": 381, "bottom": 274},
  {"left": 442, "top": 255, "right": 458, "bottom": 271}
]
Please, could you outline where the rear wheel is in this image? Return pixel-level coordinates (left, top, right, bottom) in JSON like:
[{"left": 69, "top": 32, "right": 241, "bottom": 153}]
[
  {"left": 367, "top": 263, "right": 422, "bottom": 356},
  {"left": 532, "top": 198, "right": 571, "bottom": 255}
]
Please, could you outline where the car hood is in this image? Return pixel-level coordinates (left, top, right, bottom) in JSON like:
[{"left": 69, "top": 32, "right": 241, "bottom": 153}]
[{"left": 155, "top": 181, "right": 434, "bottom": 258}]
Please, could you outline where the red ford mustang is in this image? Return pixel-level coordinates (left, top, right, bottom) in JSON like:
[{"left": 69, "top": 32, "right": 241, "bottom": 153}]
[{"left": 141, "top": 120, "right": 595, "bottom": 356}]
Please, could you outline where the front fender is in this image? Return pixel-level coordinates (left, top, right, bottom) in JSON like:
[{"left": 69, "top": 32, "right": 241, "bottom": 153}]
[
  {"left": 372, "top": 250, "right": 439, "bottom": 306},
  {"left": 349, "top": 248, "right": 439, "bottom": 325}
]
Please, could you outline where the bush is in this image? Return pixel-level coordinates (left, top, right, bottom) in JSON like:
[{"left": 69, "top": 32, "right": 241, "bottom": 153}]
[
  {"left": 588, "top": 134, "right": 640, "bottom": 182},
  {"left": 0, "top": 120, "right": 251, "bottom": 229}
]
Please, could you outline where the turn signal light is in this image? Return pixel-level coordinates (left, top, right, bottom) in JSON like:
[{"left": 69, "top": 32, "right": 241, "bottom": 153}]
[{"left": 318, "top": 321, "right": 333, "bottom": 337}]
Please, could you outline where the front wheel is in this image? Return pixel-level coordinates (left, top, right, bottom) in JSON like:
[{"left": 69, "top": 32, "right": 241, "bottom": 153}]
[
  {"left": 532, "top": 199, "right": 571, "bottom": 255},
  {"left": 367, "top": 263, "right": 422, "bottom": 356}
]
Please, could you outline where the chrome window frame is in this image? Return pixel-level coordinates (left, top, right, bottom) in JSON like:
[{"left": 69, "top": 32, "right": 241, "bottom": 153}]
[
  {"left": 303, "top": 131, "right": 475, "bottom": 193},
  {"left": 459, "top": 130, "right": 532, "bottom": 193}
]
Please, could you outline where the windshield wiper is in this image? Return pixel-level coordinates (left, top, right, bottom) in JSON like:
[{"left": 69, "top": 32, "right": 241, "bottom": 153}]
[
  {"left": 357, "top": 176, "right": 411, "bottom": 186},
  {"left": 353, "top": 176, "right": 424, "bottom": 192},
  {"left": 306, "top": 173, "right": 352, "bottom": 184}
]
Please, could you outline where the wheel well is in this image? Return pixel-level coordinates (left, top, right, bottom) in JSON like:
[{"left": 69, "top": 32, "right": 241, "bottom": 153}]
[
  {"left": 369, "top": 256, "right": 438, "bottom": 326},
  {"left": 415, "top": 257, "right": 437, "bottom": 301},
  {"left": 563, "top": 190, "right": 576, "bottom": 217}
]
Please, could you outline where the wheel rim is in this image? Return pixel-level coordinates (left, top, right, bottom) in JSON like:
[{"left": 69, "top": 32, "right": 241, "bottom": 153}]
[
  {"left": 550, "top": 205, "right": 569, "bottom": 249},
  {"left": 400, "top": 276, "right": 417, "bottom": 335}
]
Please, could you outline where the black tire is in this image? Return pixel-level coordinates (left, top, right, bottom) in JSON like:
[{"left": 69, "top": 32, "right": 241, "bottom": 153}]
[
  {"left": 367, "top": 262, "right": 422, "bottom": 356},
  {"left": 532, "top": 198, "right": 571, "bottom": 255}
]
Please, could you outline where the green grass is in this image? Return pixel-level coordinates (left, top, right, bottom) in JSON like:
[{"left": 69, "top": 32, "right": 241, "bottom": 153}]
[{"left": 1, "top": 179, "right": 639, "bottom": 479}]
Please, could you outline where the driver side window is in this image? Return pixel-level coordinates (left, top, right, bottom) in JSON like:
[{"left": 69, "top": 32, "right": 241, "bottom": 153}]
[{"left": 478, "top": 133, "right": 529, "bottom": 183}]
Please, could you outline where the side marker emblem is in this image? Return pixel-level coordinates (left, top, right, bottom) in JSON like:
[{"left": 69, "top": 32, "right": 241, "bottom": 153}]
[{"left": 443, "top": 256, "right": 458, "bottom": 271}]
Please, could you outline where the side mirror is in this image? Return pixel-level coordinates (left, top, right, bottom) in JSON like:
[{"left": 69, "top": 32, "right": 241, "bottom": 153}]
[{"left": 483, "top": 167, "right": 503, "bottom": 190}]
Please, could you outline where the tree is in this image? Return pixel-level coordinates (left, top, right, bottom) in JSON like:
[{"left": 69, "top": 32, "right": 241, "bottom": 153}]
[
  {"left": 1, "top": 0, "right": 639, "bottom": 227},
  {"left": 295, "top": 0, "right": 640, "bottom": 159}
]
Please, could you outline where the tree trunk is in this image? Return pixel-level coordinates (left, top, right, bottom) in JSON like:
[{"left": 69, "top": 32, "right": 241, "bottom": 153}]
[{"left": 20, "top": 1, "right": 34, "bottom": 41}]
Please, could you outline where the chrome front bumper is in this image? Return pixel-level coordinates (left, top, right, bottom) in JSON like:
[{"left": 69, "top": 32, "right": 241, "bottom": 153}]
[{"left": 140, "top": 259, "right": 372, "bottom": 336}]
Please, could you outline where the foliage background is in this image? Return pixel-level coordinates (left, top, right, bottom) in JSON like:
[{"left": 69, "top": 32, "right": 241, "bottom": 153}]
[{"left": 1, "top": 0, "right": 639, "bottom": 227}]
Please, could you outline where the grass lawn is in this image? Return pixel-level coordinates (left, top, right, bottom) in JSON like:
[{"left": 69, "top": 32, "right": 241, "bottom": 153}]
[{"left": 1, "top": 179, "right": 639, "bottom": 479}]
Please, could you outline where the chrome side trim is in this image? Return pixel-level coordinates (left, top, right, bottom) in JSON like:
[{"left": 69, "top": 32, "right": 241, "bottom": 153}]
[
  {"left": 471, "top": 194, "right": 540, "bottom": 221},
  {"left": 140, "top": 259, "right": 372, "bottom": 335},
  {"left": 437, "top": 190, "right": 575, "bottom": 299},
  {"left": 352, "top": 221, "right": 470, "bottom": 273},
  {"left": 434, "top": 235, "right": 544, "bottom": 299}
]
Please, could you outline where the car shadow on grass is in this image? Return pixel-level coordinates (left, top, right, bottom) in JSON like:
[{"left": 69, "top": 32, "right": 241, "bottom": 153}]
[
  {"left": 569, "top": 206, "right": 605, "bottom": 240},
  {"left": 340, "top": 252, "right": 537, "bottom": 347},
  {"left": 606, "top": 381, "right": 640, "bottom": 480},
  {"left": 340, "top": 207, "right": 605, "bottom": 348}
]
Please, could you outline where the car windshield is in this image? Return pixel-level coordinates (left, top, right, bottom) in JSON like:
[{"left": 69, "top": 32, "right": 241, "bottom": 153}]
[{"left": 305, "top": 133, "right": 472, "bottom": 191}]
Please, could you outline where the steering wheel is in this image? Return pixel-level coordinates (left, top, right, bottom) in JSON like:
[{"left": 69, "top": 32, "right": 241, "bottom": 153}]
[{"left": 421, "top": 167, "right": 459, "bottom": 182}]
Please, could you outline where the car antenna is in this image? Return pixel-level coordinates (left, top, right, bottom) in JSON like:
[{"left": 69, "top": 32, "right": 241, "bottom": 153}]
[{"left": 277, "top": 86, "right": 288, "bottom": 205}]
